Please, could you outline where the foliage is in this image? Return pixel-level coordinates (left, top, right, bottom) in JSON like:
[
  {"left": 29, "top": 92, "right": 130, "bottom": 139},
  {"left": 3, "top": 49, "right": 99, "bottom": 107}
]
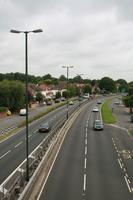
[
  {"left": 62, "top": 90, "right": 69, "bottom": 98},
  {"left": 116, "top": 79, "right": 128, "bottom": 93},
  {"left": 99, "top": 77, "right": 115, "bottom": 93},
  {"left": 59, "top": 75, "right": 66, "bottom": 81},
  {"left": 83, "top": 84, "right": 92, "bottom": 94},
  {"left": 0, "top": 80, "right": 24, "bottom": 111},
  {"left": 123, "top": 95, "right": 133, "bottom": 113},
  {"left": 55, "top": 91, "right": 61, "bottom": 99},
  {"left": 36, "top": 91, "right": 44, "bottom": 102},
  {"left": 42, "top": 74, "right": 52, "bottom": 80},
  {"left": 72, "top": 75, "right": 83, "bottom": 83},
  {"left": 68, "top": 85, "right": 79, "bottom": 97},
  {"left": 128, "top": 87, "right": 133, "bottom": 95},
  {"left": 0, "top": 107, "right": 8, "bottom": 112}
]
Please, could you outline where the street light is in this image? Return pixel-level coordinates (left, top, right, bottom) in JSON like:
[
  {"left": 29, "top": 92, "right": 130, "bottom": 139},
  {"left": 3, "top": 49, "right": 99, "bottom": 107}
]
[
  {"left": 62, "top": 66, "right": 74, "bottom": 119},
  {"left": 77, "top": 73, "right": 83, "bottom": 107},
  {"left": 10, "top": 28, "right": 43, "bottom": 181}
]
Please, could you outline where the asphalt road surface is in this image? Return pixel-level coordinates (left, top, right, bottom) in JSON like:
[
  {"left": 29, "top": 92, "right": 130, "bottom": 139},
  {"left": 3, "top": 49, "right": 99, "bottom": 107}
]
[
  {"left": 38, "top": 102, "right": 133, "bottom": 200},
  {"left": 0, "top": 102, "right": 80, "bottom": 184}
]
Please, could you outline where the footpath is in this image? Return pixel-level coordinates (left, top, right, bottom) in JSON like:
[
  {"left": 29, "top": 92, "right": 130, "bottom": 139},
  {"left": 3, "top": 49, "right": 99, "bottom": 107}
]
[{"left": 109, "top": 96, "right": 133, "bottom": 131}]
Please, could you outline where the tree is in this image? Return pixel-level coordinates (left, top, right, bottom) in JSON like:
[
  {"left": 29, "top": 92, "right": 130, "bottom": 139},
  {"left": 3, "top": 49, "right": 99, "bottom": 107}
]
[
  {"left": 43, "top": 79, "right": 52, "bottom": 85},
  {"left": 36, "top": 92, "right": 44, "bottom": 103},
  {"left": 0, "top": 80, "right": 24, "bottom": 111},
  {"left": 128, "top": 87, "right": 133, "bottom": 95},
  {"left": 55, "top": 91, "right": 61, "bottom": 99},
  {"left": 68, "top": 85, "right": 79, "bottom": 97},
  {"left": 123, "top": 95, "right": 133, "bottom": 113},
  {"left": 59, "top": 75, "right": 66, "bottom": 81},
  {"left": 116, "top": 79, "right": 128, "bottom": 93},
  {"left": 62, "top": 90, "right": 69, "bottom": 98},
  {"left": 99, "top": 77, "right": 115, "bottom": 93},
  {"left": 91, "top": 79, "right": 97, "bottom": 87},
  {"left": 72, "top": 75, "right": 83, "bottom": 83},
  {"left": 83, "top": 84, "right": 92, "bottom": 94},
  {"left": 42, "top": 74, "right": 52, "bottom": 80},
  {"left": 9, "top": 81, "right": 25, "bottom": 111}
]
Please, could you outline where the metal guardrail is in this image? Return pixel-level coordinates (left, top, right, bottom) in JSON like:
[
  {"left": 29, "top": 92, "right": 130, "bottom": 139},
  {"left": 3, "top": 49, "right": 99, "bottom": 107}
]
[{"left": 0, "top": 99, "right": 88, "bottom": 200}]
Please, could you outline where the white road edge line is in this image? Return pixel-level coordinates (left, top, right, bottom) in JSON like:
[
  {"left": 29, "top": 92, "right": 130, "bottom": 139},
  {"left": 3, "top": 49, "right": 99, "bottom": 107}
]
[
  {"left": 84, "top": 158, "right": 87, "bottom": 169},
  {"left": 124, "top": 176, "right": 132, "bottom": 193},
  {"left": 85, "top": 146, "right": 87, "bottom": 155},
  {"left": 118, "top": 159, "right": 122, "bottom": 169},
  {"left": 15, "top": 141, "right": 23, "bottom": 148},
  {"left": 85, "top": 138, "right": 87, "bottom": 145},
  {"left": 83, "top": 173, "right": 87, "bottom": 191},
  {"left": 0, "top": 150, "right": 11, "bottom": 159}
]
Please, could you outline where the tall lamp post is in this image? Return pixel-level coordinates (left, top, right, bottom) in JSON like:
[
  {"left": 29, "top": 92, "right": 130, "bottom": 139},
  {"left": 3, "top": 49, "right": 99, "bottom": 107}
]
[
  {"left": 77, "top": 73, "right": 83, "bottom": 107},
  {"left": 10, "top": 28, "right": 43, "bottom": 181},
  {"left": 62, "top": 66, "right": 74, "bottom": 119}
]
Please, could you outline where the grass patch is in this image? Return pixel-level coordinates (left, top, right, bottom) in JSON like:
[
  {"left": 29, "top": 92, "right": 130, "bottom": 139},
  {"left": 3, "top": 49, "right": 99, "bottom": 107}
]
[
  {"left": 129, "top": 129, "right": 133, "bottom": 136},
  {"left": 0, "top": 128, "right": 21, "bottom": 142},
  {"left": 101, "top": 99, "right": 117, "bottom": 124}
]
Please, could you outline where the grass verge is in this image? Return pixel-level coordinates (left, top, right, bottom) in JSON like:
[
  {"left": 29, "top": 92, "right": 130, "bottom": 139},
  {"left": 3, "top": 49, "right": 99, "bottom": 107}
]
[
  {"left": 101, "top": 99, "right": 117, "bottom": 124},
  {"left": 129, "top": 129, "right": 133, "bottom": 136}
]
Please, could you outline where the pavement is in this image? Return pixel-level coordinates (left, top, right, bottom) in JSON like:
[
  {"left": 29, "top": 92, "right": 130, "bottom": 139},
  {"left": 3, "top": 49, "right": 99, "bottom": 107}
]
[{"left": 109, "top": 97, "right": 133, "bottom": 130}]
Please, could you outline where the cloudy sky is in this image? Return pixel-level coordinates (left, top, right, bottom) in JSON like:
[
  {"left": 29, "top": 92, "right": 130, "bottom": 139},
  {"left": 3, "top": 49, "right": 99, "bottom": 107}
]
[{"left": 1, "top": 0, "right": 133, "bottom": 82}]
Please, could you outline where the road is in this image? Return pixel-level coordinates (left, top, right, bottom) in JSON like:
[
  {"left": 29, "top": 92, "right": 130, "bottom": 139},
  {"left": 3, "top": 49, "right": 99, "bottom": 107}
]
[
  {"left": 0, "top": 101, "right": 81, "bottom": 184},
  {"left": 38, "top": 101, "right": 133, "bottom": 200}
]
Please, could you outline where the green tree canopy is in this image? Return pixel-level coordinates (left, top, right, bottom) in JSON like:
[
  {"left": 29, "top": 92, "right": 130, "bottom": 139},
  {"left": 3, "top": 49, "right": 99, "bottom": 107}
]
[
  {"left": 36, "top": 91, "right": 44, "bottom": 103},
  {"left": 99, "top": 77, "right": 115, "bottom": 93},
  {"left": 83, "top": 84, "right": 92, "bottom": 94},
  {"left": 55, "top": 91, "right": 61, "bottom": 99},
  {"left": 59, "top": 75, "right": 66, "bottom": 81},
  {"left": 0, "top": 80, "right": 24, "bottom": 111}
]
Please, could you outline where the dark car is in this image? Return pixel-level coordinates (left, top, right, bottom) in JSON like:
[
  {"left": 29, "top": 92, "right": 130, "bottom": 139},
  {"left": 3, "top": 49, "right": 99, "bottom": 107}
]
[
  {"left": 97, "top": 100, "right": 102, "bottom": 104},
  {"left": 93, "top": 120, "right": 103, "bottom": 130},
  {"left": 46, "top": 101, "right": 52, "bottom": 106},
  {"left": 55, "top": 99, "right": 61, "bottom": 103},
  {"left": 39, "top": 122, "right": 51, "bottom": 133}
]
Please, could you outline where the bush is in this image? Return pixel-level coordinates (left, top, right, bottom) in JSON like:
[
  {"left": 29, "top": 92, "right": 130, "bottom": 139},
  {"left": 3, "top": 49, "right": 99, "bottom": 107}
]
[{"left": 0, "top": 107, "right": 8, "bottom": 112}]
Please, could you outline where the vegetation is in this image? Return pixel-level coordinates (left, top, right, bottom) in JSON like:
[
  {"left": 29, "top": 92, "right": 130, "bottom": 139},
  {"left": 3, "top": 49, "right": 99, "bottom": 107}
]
[
  {"left": 129, "top": 129, "right": 133, "bottom": 136},
  {"left": 36, "top": 91, "right": 44, "bottom": 103},
  {"left": 0, "top": 80, "right": 24, "bottom": 112},
  {"left": 55, "top": 91, "right": 61, "bottom": 99},
  {"left": 101, "top": 99, "right": 117, "bottom": 124},
  {"left": 99, "top": 77, "right": 115, "bottom": 93},
  {"left": 0, "top": 107, "right": 8, "bottom": 112},
  {"left": 0, "top": 72, "right": 131, "bottom": 113}
]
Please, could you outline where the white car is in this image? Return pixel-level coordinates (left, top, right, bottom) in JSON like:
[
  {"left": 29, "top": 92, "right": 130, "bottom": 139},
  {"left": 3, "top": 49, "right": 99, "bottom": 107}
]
[
  {"left": 69, "top": 101, "right": 74, "bottom": 105},
  {"left": 19, "top": 108, "right": 26, "bottom": 116},
  {"left": 93, "top": 107, "right": 99, "bottom": 112}
]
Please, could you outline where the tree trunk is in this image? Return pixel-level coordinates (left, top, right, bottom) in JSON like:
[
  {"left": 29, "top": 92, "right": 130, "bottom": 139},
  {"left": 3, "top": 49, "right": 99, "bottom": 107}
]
[{"left": 130, "top": 107, "right": 132, "bottom": 114}]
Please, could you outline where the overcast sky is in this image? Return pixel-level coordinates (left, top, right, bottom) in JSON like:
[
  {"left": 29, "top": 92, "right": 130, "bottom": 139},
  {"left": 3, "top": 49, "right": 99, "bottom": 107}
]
[{"left": 1, "top": 0, "right": 133, "bottom": 82}]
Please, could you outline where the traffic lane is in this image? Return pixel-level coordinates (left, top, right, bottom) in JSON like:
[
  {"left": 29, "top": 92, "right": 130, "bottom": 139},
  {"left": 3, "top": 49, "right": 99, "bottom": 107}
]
[
  {"left": 0, "top": 102, "right": 81, "bottom": 184},
  {"left": 38, "top": 103, "right": 92, "bottom": 200},
  {"left": 0, "top": 110, "right": 67, "bottom": 184},
  {"left": 111, "top": 126, "right": 133, "bottom": 191},
  {"left": 86, "top": 125, "right": 132, "bottom": 200},
  {"left": 0, "top": 99, "right": 80, "bottom": 160},
  {"left": 0, "top": 104, "right": 68, "bottom": 155},
  {"left": 0, "top": 103, "right": 67, "bottom": 135},
  {"left": 0, "top": 128, "right": 48, "bottom": 184}
]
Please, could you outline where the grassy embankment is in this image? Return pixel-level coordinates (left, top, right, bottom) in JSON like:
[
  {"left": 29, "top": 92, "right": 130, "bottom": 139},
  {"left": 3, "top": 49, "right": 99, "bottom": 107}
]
[
  {"left": 101, "top": 99, "right": 117, "bottom": 124},
  {"left": 129, "top": 129, "right": 133, "bottom": 136}
]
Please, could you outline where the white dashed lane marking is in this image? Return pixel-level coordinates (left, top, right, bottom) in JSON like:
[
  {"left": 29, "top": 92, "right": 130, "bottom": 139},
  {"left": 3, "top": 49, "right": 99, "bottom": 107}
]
[
  {"left": 0, "top": 150, "right": 11, "bottom": 159},
  {"left": 15, "top": 141, "right": 23, "bottom": 148}
]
